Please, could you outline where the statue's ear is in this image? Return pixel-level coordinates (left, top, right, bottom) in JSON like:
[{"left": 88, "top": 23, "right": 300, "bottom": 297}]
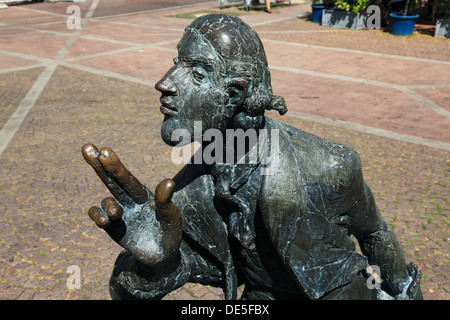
[{"left": 226, "top": 79, "right": 248, "bottom": 109}]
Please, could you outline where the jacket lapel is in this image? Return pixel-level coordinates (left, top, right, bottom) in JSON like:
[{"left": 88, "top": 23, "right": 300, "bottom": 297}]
[{"left": 173, "top": 163, "right": 238, "bottom": 299}]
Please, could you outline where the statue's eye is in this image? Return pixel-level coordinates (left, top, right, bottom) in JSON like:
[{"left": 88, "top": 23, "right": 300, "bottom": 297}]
[
  {"left": 173, "top": 57, "right": 179, "bottom": 65},
  {"left": 192, "top": 67, "right": 205, "bottom": 82}
]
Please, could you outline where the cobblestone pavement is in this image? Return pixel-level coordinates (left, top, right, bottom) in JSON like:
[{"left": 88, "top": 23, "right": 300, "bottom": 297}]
[{"left": 0, "top": 0, "right": 448, "bottom": 300}]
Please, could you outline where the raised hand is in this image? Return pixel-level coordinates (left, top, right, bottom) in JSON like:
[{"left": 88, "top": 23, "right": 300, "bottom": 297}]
[{"left": 82, "top": 143, "right": 182, "bottom": 268}]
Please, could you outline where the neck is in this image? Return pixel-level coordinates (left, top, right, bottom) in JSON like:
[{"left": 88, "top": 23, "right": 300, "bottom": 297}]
[{"left": 200, "top": 117, "right": 267, "bottom": 166}]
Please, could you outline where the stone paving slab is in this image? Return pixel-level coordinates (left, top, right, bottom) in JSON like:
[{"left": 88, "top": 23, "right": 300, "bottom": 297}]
[
  {"left": 414, "top": 87, "right": 450, "bottom": 112},
  {"left": 0, "top": 67, "right": 44, "bottom": 129},
  {"left": 0, "top": 0, "right": 448, "bottom": 301},
  {"left": 70, "top": 47, "right": 176, "bottom": 81},
  {"left": 254, "top": 16, "right": 450, "bottom": 61},
  {"left": 0, "top": 32, "right": 68, "bottom": 59},
  {"left": 0, "top": 52, "right": 41, "bottom": 70},
  {"left": 270, "top": 70, "right": 450, "bottom": 142},
  {"left": 263, "top": 40, "right": 450, "bottom": 86},
  {"left": 91, "top": 0, "right": 214, "bottom": 18},
  {"left": 64, "top": 37, "right": 131, "bottom": 59}
]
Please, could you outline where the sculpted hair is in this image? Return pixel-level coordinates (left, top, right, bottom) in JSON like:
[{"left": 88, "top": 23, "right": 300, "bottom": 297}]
[{"left": 185, "top": 14, "right": 287, "bottom": 129}]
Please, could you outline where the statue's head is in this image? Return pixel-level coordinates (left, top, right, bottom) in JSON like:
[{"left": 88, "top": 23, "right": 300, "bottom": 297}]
[{"left": 155, "top": 14, "right": 287, "bottom": 146}]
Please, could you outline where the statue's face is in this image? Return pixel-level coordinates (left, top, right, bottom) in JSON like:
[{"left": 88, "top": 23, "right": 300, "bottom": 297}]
[{"left": 156, "top": 29, "right": 237, "bottom": 146}]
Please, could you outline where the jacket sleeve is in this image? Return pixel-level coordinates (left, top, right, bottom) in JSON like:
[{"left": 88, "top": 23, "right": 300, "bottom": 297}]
[
  {"left": 348, "top": 182, "right": 412, "bottom": 296},
  {"left": 341, "top": 151, "right": 414, "bottom": 297},
  {"left": 109, "top": 238, "right": 224, "bottom": 300}
]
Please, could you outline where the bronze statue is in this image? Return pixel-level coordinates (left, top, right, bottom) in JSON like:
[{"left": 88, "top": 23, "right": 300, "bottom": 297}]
[{"left": 82, "top": 14, "right": 422, "bottom": 300}]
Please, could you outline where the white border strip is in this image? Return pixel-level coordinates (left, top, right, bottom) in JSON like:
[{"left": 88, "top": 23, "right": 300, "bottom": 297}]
[{"left": 286, "top": 110, "right": 450, "bottom": 151}]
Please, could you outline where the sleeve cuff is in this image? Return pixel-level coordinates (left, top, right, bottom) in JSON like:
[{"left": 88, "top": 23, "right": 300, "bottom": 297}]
[{"left": 109, "top": 250, "right": 191, "bottom": 300}]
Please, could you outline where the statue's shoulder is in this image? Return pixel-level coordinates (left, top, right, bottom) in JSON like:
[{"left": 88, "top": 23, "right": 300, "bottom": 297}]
[{"left": 265, "top": 117, "right": 362, "bottom": 187}]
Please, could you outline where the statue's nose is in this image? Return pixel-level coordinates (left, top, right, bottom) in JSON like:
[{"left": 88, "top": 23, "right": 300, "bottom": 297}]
[{"left": 155, "top": 72, "right": 177, "bottom": 96}]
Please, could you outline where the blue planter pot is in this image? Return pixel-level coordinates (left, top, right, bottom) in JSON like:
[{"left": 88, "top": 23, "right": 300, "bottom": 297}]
[
  {"left": 389, "top": 13, "right": 419, "bottom": 35},
  {"left": 311, "top": 5, "right": 325, "bottom": 23}
]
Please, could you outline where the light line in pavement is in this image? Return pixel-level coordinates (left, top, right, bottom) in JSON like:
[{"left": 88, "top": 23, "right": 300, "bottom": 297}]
[{"left": 0, "top": 0, "right": 100, "bottom": 157}]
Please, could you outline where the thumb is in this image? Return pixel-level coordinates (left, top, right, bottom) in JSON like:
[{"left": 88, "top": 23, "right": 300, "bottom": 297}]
[{"left": 155, "top": 178, "right": 180, "bottom": 225}]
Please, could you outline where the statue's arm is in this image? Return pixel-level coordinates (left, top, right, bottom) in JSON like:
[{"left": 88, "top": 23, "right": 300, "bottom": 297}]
[
  {"left": 348, "top": 180, "right": 410, "bottom": 295},
  {"left": 345, "top": 153, "right": 421, "bottom": 298}
]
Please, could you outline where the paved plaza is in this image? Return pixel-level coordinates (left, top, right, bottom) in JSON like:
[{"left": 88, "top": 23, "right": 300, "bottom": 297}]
[{"left": 0, "top": 0, "right": 448, "bottom": 300}]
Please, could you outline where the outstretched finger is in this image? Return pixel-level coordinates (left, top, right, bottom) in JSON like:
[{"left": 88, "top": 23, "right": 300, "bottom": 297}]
[
  {"left": 82, "top": 143, "right": 130, "bottom": 205},
  {"left": 98, "top": 147, "right": 148, "bottom": 205}
]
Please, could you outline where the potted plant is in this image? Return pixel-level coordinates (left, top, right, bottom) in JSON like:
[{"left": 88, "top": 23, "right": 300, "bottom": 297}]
[
  {"left": 389, "top": 0, "right": 419, "bottom": 35},
  {"left": 433, "top": 0, "right": 450, "bottom": 38},
  {"left": 321, "top": 0, "right": 371, "bottom": 29}
]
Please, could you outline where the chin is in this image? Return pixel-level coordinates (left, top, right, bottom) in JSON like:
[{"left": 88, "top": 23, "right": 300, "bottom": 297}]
[
  {"left": 160, "top": 125, "right": 176, "bottom": 146},
  {"left": 161, "top": 135, "right": 178, "bottom": 146},
  {"left": 160, "top": 118, "right": 193, "bottom": 147}
]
